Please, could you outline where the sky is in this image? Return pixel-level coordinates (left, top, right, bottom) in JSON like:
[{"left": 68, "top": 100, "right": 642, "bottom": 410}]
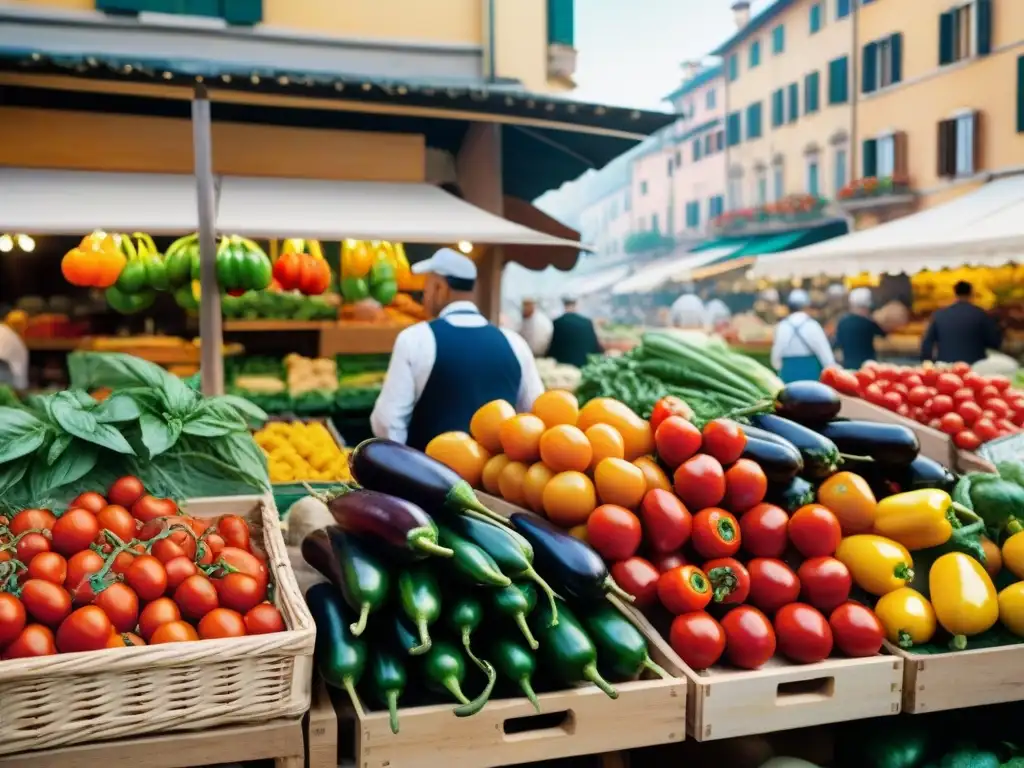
[{"left": 569, "top": 0, "right": 772, "bottom": 109}]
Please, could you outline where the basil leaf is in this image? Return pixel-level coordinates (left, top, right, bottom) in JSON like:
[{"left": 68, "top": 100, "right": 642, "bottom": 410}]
[
  {"left": 91, "top": 423, "right": 136, "bottom": 455},
  {"left": 139, "top": 411, "right": 181, "bottom": 458},
  {"left": 214, "top": 394, "right": 268, "bottom": 429},
  {"left": 0, "top": 457, "right": 30, "bottom": 496},
  {"left": 68, "top": 390, "right": 97, "bottom": 408},
  {"left": 47, "top": 433, "right": 73, "bottom": 465},
  {"left": 0, "top": 407, "right": 48, "bottom": 464},
  {"left": 67, "top": 351, "right": 177, "bottom": 391},
  {"left": 93, "top": 392, "right": 142, "bottom": 423},
  {"left": 51, "top": 391, "right": 98, "bottom": 437},
  {"left": 182, "top": 401, "right": 249, "bottom": 438},
  {"left": 31, "top": 443, "right": 98, "bottom": 500},
  {"left": 163, "top": 374, "right": 198, "bottom": 416}
]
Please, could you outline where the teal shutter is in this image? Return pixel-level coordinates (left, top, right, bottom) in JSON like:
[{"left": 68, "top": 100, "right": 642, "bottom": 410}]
[
  {"left": 693, "top": 138, "right": 702, "bottom": 161},
  {"left": 1018, "top": 56, "right": 1024, "bottom": 133},
  {"left": 890, "top": 33, "right": 903, "bottom": 84},
  {"left": 222, "top": 0, "right": 261, "bottom": 24},
  {"left": 98, "top": 0, "right": 173, "bottom": 12},
  {"left": 772, "top": 89, "right": 785, "bottom": 127},
  {"left": 728, "top": 54, "right": 739, "bottom": 82},
  {"left": 939, "top": 12, "right": 954, "bottom": 65},
  {"left": 547, "top": 0, "right": 574, "bottom": 46},
  {"left": 977, "top": 0, "right": 993, "bottom": 56},
  {"left": 787, "top": 82, "right": 799, "bottom": 122},
  {"left": 862, "top": 42, "right": 878, "bottom": 93},
  {"left": 804, "top": 72, "right": 820, "bottom": 114},
  {"left": 863, "top": 138, "right": 878, "bottom": 177},
  {"left": 829, "top": 57, "right": 849, "bottom": 104}
]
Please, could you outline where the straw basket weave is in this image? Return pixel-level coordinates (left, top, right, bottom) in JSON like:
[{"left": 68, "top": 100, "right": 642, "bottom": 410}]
[{"left": 0, "top": 494, "right": 315, "bottom": 756}]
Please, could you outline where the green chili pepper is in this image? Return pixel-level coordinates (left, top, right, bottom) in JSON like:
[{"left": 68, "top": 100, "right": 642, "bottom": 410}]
[
  {"left": 445, "top": 594, "right": 486, "bottom": 671},
  {"left": 577, "top": 600, "right": 669, "bottom": 682},
  {"left": 529, "top": 598, "right": 617, "bottom": 699},
  {"left": 491, "top": 583, "right": 539, "bottom": 650},
  {"left": 106, "top": 285, "right": 155, "bottom": 314},
  {"left": 329, "top": 528, "right": 390, "bottom": 637},
  {"left": 488, "top": 637, "right": 541, "bottom": 713},
  {"left": 367, "top": 645, "right": 406, "bottom": 734},
  {"left": 437, "top": 524, "right": 511, "bottom": 588},
  {"left": 391, "top": 610, "right": 421, "bottom": 656},
  {"left": 421, "top": 640, "right": 496, "bottom": 717},
  {"left": 143, "top": 252, "right": 169, "bottom": 291},
  {"left": 306, "top": 584, "right": 366, "bottom": 716},
  {"left": 397, "top": 566, "right": 441, "bottom": 655},
  {"left": 115, "top": 258, "right": 148, "bottom": 294}
]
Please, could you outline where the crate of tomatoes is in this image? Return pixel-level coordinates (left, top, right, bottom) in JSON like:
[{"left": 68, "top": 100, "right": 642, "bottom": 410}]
[{"left": 0, "top": 478, "right": 314, "bottom": 756}]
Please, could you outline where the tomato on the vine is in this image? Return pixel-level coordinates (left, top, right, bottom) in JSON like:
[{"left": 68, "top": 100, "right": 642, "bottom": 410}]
[
  {"left": 609, "top": 558, "right": 660, "bottom": 608},
  {"left": 125, "top": 555, "right": 168, "bottom": 602},
  {"left": 21, "top": 579, "right": 72, "bottom": 627},
  {"left": 199, "top": 533, "right": 226, "bottom": 565},
  {"left": 649, "top": 396, "right": 695, "bottom": 433},
  {"left": 691, "top": 507, "right": 741, "bottom": 559},
  {"left": 9, "top": 508, "right": 56, "bottom": 535},
  {"left": 151, "top": 537, "right": 188, "bottom": 564},
  {"left": 165, "top": 556, "right": 199, "bottom": 591},
  {"left": 51, "top": 509, "right": 100, "bottom": 556},
  {"left": 244, "top": 603, "right": 286, "bottom": 635},
  {"left": 199, "top": 608, "right": 247, "bottom": 639},
  {"left": 107, "top": 631, "right": 146, "bottom": 648},
  {"left": 93, "top": 582, "right": 139, "bottom": 634},
  {"left": 747, "top": 557, "right": 801, "bottom": 615},
  {"left": 774, "top": 603, "right": 833, "bottom": 663},
  {"left": 829, "top": 602, "right": 885, "bottom": 657},
  {"left": 217, "top": 515, "right": 251, "bottom": 551},
  {"left": 131, "top": 495, "right": 178, "bottom": 524},
  {"left": 56, "top": 605, "right": 113, "bottom": 653},
  {"left": 2, "top": 624, "right": 56, "bottom": 659},
  {"left": 138, "top": 598, "right": 181, "bottom": 641},
  {"left": 216, "top": 547, "right": 268, "bottom": 589},
  {"left": 657, "top": 565, "right": 712, "bottom": 615},
  {"left": 669, "top": 611, "right": 725, "bottom": 670},
  {"left": 721, "top": 605, "right": 776, "bottom": 670},
  {"left": 739, "top": 503, "right": 789, "bottom": 558},
  {"left": 66, "top": 549, "right": 105, "bottom": 604},
  {"left": 586, "top": 504, "right": 642, "bottom": 561},
  {"left": 96, "top": 504, "right": 137, "bottom": 543},
  {"left": 175, "top": 574, "right": 219, "bottom": 620},
  {"left": 16, "top": 532, "right": 51, "bottom": 563},
  {"left": 69, "top": 492, "right": 107, "bottom": 515},
  {"left": 26, "top": 552, "right": 67, "bottom": 585},
  {"left": 723, "top": 458, "right": 767, "bottom": 513}
]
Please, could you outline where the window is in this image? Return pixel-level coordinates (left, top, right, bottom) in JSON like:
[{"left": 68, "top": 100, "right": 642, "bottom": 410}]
[
  {"left": 836, "top": 0, "right": 851, "bottom": 20},
  {"left": 804, "top": 71, "right": 821, "bottom": 114},
  {"left": 728, "top": 178, "right": 743, "bottom": 210},
  {"left": 693, "top": 138, "right": 703, "bottom": 162},
  {"left": 746, "top": 102, "right": 763, "bottom": 140},
  {"left": 772, "top": 25, "right": 785, "bottom": 54},
  {"left": 810, "top": 3, "right": 823, "bottom": 33},
  {"left": 704, "top": 133, "right": 713, "bottom": 155},
  {"left": 667, "top": 158, "right": 674, "bottom": 177},
  {"left": 652, "top": 213, "right": 660, "bottom": 233},
  {"left": 773, "top": 165, "right": 785, "bottom": 201},
  {"left": 709, "top": 196, "right": 725, "bottom": 219},
  {"left": 938, "top": 112, "right": 978, "bottom": 176},
  {"left": 98, "top": 0, "right": 261, "bottom": 24},
  {"left": 828, "top": 56, "right": 849, "bottom": 104},
  {"left": 686, "top": 202, "right": 701, "bottom": 229},
  {"left": 756, "top": 172, "right": 768, "bottom": 205},
  {"left": 863, "top": 34, "right": 903, "bottom": 93},
  {"left": 834, "top": 148, "right": 848, "bottom": 194},
  {"left": 787, "top": 83, "right": 799, "bottom": 122},
  {"left": 728, "top": 53, "right": 739, "bottom": 81},
  {"left": 807, "top": 157, "right": 820, "bottom": 196},
  {"left": 640, "top": 181, "right": 648, "bottom": 195},
  {"left": 749, "top": 40, "right": 762, "bottom": 69},
  {"left": 707, "top": 88, "right": 717, "bottom": 109},
  {"left": 940, "top": 1, "right": 993, "bottom": 65},
  {"left": 771, "top": 88, "right": 785, "bottom": 128},
  {"left": 716, "top": 130, "right": 725, "bottom": 151},
  {"left": 675, "top": 150, "right": 682, "bottom": 167},
  {"left": 727, "top": 112, "right": 743, "bottom": 146},
  {"left": 877, "top": 133, "right": 896, "bottom": 177},
  {"left": 864, "top": 131, "right": 907, "bottom": 178}
]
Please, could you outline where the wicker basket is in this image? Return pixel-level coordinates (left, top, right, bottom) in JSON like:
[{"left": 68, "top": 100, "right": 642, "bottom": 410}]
[{"left": 0, "top": 494, "right": 315, "bottom": 755}]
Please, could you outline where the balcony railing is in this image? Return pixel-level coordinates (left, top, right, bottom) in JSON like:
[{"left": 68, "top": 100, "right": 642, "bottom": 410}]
[
  {"left": 836, "top": 176, "right": 916, "bottom": 212},
  {"left": 710, "top": 195, "right": 830, "bottom": 235}
]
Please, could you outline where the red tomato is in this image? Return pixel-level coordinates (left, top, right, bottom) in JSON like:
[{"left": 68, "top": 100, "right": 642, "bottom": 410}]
[
  {"left": 131, "top": 495, "right": 179, "bottom": 524},
  {"left": 930, "top": 395, "right": 954, "bottom": 416},
  {"left": 958, "top": 401, "right": 983, "bottom": 425},
  {"left": 244, "top": 603, "right": 286, "bottom": 635},
  {"left": 111, "top": 550, "right": 136, "bottom": 576},
  {"left": 165, "top": 556, "right": 199, "bottom": 591},
  {"left": 656, "top": 416, "right": 703, "bottom": 468},
  {"left": 951, "top": 387, "right": 974, "bottom": 404},
  {"left": 882, "top": 392, "right": 903, "bottom": 411},
  {"left": 657, "top": 565, "right": 712, "bottom": 615},
  {"left": 950, "top": 362, "right": 970, "bottom": 377},
  {"left": 16, "top": 532, "right": 50, "bottom": 563},
  {"left": 774, "top": 603, "right": 833, "bottom": 663},
  {"left": 2, "top": 624, "right": 56, "bottom": 659},
  {"left": 217, "top": 515, "right": 251, "bottom": 551},
  {"left": 93, "top": 582, "right": 139, "bottom": 634},
  {"left": 65, "top": 549, "right": 106, "bottom": 604},
  {"left": 888, "top": 382, "right": 909, "bottom": 398},
  {"left": 986, "top": 399, "right": 1011, "bottom": 420},
  {"left": 863, "top": 383, "right": 886, "bottom": 406},
  {"left": 150, "top": 620, "right": 200, "bottom": 644},
  {"left": 639, "top": 489, "right": 692, "bottom": 553},
  {"left": 739, "top": 503, "right": 789, "bottom": 558},
  {"left": 788, "top": 505, "right": 842, "bottom": 558},
  {"left": 979, "top": 385, "right": 1001, "bottom": 402},
  {"left": 216, "top": 547, "right": 269, "bottom": 590},
  {"left": 857, "top": 367, "right": 877, "bottom": 386},
  {"left": 962, "top": 371, "right": 986, "bottom": 390},
  {"left": 0, "top": 592, "right": 27, "bottom": 648},
  {"left": 669, "top": 612, "right": 725, "bottom": 671},
  {"left": 747, "top": 558, "right": 801, "bottom": 615},
  {"left": 609, "top": 557, "right": 660, "bottom": 608},
  {"left": 673, "top": 455, "right": 726, "bottom": 512},
  {"left": 174, "top": 574, "right": 219, "bottom": 620},
  {"left": 9, "top": 508, "right": 56, "bottom": 535},
  {"left": 954, "top": 430, "right": 982, "bottom": 451},
  {"left": 907, "top": 386, "right": 931, "bottom": 407},
  {"left": 939, "top": 412, "right": 965, "bottom": 436},
  {"left": 721, "top": 605, "right": 776, "bottom": 670},
  {"left": 649, "top": 396, "right": 696, "bottom": 433},
  {"left": 56, "top": 605, "right": 113, "bottom": 653},
  {"left": 107, "top": 631, "right": 146, "bottom": 648},
  {"left": 701, "top": 420, "right": 747, "bottom": 466},
  {"left": 691, "top": 508, "right": 741, "bottom": 559},
  {"left": 723, "top": 459, "right": 768, "bottom": 513},
  {"left": 96, "top": 505, "right": 137, "bottom": 543},
  {"left": 69, "top": 492, "right": 107, "bottom": 515},
  {"left": 199, "top": 533, "right": 226, "bottom": 565},
  {"left": 990, "top": 375, "right": 1012, "bottom": 392},
  {"left": 26, "top": 552, "right": 66, "bottom": 587},
  {"left": 935, "top": 373, "right": 963, "bottom": 396},
  {"left": 649, "top": 551, "right": 688, "bottom": 574},
  {"left": 107, "top": 476, "right": 146, "bottom": 509},
  {"left": 151, "top": 537, "right": 188, "bottom": 564},
  {"left": 586, "top": 505, "right": 642, "bottom": 561},
  {"left": 832, "top": 369, "right": 861, "bottom": 396},
  {"left": 904, "top": 374, "right": 923, "bottom": 389},
  {"left": 21, "top": 579, "right": 72, "bottom": 627},
  {"left": 998, "top": 418, "right": 1020, "bottom": 435},
  {"left": 51, "top": 509, "right": 100, "bottom": 556},
  {"left": 797, "top": 556, "right": 852, "bottom": 614},
  {"left": 138, "top": 598, "right": 181, "bottom": 641},
  {"left": 199, "top": 608, "right": 247, "bottom": 639},
  {"left": 829, "top": 602, "right": 885, "bottom": 657},
  {"left": 702, "top": 557, "right": 750, "bottom": 605},
  {"left": 125, "top": 555, "right": 168, "bottom": 602},
  {"left": 215, "top": 572, "right": 266, "bottom": 614}
]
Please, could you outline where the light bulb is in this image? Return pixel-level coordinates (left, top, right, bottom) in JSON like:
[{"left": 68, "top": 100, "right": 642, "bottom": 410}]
[
  {"left": 457, "top": 240, "right": 473, "bottom": 254},
  {"left": 0, "top": 235, "right": 12, "bottom": 253},
  {"left": 16, "top": 235, "right": 34, "bottom": 253}
]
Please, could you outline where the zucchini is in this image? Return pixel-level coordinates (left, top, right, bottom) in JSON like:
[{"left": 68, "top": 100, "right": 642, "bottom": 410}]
[{"left": 749, "top": 414, "right": 839, "bottom": 480}]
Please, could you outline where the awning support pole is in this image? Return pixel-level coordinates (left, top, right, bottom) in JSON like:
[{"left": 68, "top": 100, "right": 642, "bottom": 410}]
[{"left": 192, "top": 86, "right": 224, "bottom": 396}]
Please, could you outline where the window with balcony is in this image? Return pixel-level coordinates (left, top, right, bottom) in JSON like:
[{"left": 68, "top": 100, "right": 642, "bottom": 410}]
[
  {"left": 836, "top": 0, "right": 851, "bottom": 20},
  {"left": 804, "top": 72, "right": 821, "bottom": 114},
  {"left": 938, "top": 112, "right": 980, "bottom": 177},
  {"left": 863, "top": 34, "right": 903, "bottom": 93},
  {"left": 940, "top": 1, "right": 993, "bottom": 65},
  {"left": 747, "top": 102, "right": 764, "bottom": 140},
  {"left": 772, "top": 25, "right": 785, "bottom": 54},
  {"left": 828, "top": 57, "right": 849, "bottom": 104},
  {"left": 98, "top": 0, "right": 261, "bottom": 24},
  {"left": 810, "top": 3, "right": 823, "bottom": 34}
]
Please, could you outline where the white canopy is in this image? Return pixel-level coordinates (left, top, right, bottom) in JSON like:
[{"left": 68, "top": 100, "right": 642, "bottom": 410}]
[
  {"left": 612, "top": 246, "right": 739, "bottom": 295},
  {"left": 751, "top": 175, "right": 1024, "bottom": 280},
  {"left": 564, "top": 264, "right": 632, "bottom": 297}
]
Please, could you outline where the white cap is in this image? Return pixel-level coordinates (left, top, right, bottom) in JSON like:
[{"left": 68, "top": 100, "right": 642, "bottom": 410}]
[
  {"left": 412, "top": 247, "right": 477, "bottom": 281},
  {"left": 849, "top": 286, "right": 873, "bottom": 309},
  {"left": 788, "top": 289, "right": 810, "bottom": 309}
]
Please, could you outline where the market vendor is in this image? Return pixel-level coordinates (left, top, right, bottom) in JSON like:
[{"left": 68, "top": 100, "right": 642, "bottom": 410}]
[
  {"left": 833, "top": 287, "right": 886, "bottom": 369},
  {"left": 770, "top": 289, "right": 835, "bottom": 383},
  {"left": 0, "top": 315, "right": 29, "bottom": 389},
  {"left": 370, "top": 248, "right": 544, "bottom": 451},
  {"left": 920, "top": 280, "right": 1002, "bottom": 364},
  {"left": 670, "top": 285, "right": 706, "bottom": 329},
  {"left": 547, "top": 295, "right": 603, "bottom": 368}
]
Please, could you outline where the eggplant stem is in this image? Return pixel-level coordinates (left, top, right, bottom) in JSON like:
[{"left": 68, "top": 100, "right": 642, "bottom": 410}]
[
  {"left": 442, "top": 676, "right": 471, "bottom": 706},
  {"left": 385, "top": 690, "right": 400, "bottom": 734},
  {"left": 453, "top": 661, "right": 496, "bottom": 717},
  {"left": 519, "top": 677, "right": 541, "bottom": 713},
  {"left": 349, "top": 603, "right": 370, "bottom": 637},
  {"left": 523, "top": 567, "right": 560, "bottom": 626},
  {"left": 604, "top": 577, "right": 637, "bottom": 603},
  {"left": 582, "top": 662, "right": 619, "bottom": 700},
  {"left": 342, "top": 677, "right": 365, "bottom": 718},
  {"left": 450, "top": 482, "right": 512, "bottom": 526},
  {"left": 408, "top": 528, "right": 455, "bottom": 558},
  {"left": 410, "top": 619, "right": 432, "bottom": 656},
  {"left": 514, "top": 612, "right": 540, "bottom": 650},
  {"left": 839, "top": 453, "right": 874, "bottom": 463},
  {"left": 642, "top": 655, "right": 671, "bottom": 680},
  {"left": 461, "top": 628, "right": 489, "bottom": 673}
]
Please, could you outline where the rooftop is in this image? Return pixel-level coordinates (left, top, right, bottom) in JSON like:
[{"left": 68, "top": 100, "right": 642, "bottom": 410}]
[
  {"left": 662, "top": 64, "right": 724, "bottom": 104},
  {"left": 711, "top": 0, "right": 796, "bottom": 57}
]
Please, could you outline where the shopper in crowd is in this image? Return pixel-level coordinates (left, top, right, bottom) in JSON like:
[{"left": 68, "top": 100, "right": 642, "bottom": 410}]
[
  {"left": 920, "top": 281, "right": 1002, "bottom": 364},
  {"left": 770, "top": 289, "right": 835, "bottom": 383},
  {"left": 0, "top": 317, "right": 28, "bottom": 389},
  {"left": 517, "top": 296, "right": 553, "bottom": 357},
  {"left": 833, "top": 287, "right": 886, "bottom": 370},
  {"left": 370, "top": 248, "right": 544, "bottom": 450},
  {"left": 704, "top": 295, "right": 733, "bottom": 331},
  {"left": 547, "top": 295, "right": 603, "bottom": 368},
  {"left": 670, "top": 285, "right": 706, "bottom": 329}
]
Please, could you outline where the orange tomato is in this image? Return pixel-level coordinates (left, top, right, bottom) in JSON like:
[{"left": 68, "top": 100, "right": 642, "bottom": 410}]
[
  {"left": 481, "top": 454, "right": 511, "bottom": 494},
  {"left": 470, "top": 400, "right": 516, "bottom": 454},
  {"left": 425, "top": 432, "right": 491, "bottom": 488},
  {"left": 585, "top": 424, "right": 626, "bottom": 471},
  {"left": 150, "top": 620, "right": 200, "bottom": 644},
  {"left": 577, "top": 398, "right": 653, "bottom": 460},
  {"left": 522, "top": 462, "right": 556, "bottom": 513},
  {"left": 497, "top": 461, "right": 530, "bottom": 507},
  {"left": 499, "top": 414, "right": 546, "bottom": 463},
  {"left": 542, "top": 471, "right": 597, "bottom": 528},
  {"left": 594, "top": 457, "right": 647, "bottom": 509},
  {"left": 532, "top": 390, "right": 580, "bottom": 428},
  {"left": 539, "top": 424, "right": 593, "bottom": 473},
  {"left": 634, "top": 456, "right": 672, "bottom": 494}
]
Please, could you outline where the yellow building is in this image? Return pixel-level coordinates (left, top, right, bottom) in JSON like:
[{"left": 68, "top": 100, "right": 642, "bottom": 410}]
[{"left": 849, "top": 0, "right": 1024, "bottom": 227}]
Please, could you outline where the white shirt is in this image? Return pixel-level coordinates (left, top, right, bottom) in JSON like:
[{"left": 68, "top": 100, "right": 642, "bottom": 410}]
[
  {"left": 518, "top": 311, "right": 554, "bottom": 357},
  {"left": 670, "top": 295, "right": 706, "bottom": 328},
  {"left": 370, "top": 302, "right": 545, "bottom": 445},
  {"left": 770, "top": 312, "right": 836, "bottom": 370},
  {"left": 0, "top": 325, "right": 28, "bottom": 389}
]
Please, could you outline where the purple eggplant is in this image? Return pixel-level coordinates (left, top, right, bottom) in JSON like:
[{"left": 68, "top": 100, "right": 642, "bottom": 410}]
[
  {"left": 349, "top": 438, "right": 509, "bottom": 526},
  {"left": 328, "top": 488, "right": 453, "bottom": 559},
  {"left": 301, "top": 529, "right": 346, "bottom": 590},
  {"left": 510, "top": 512, "right": 634, "bottom": 604}
]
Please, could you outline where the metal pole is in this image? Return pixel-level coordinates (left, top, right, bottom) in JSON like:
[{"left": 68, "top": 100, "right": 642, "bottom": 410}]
[{"left": 192, "top": 86, "right": 224, "bottom": 396}]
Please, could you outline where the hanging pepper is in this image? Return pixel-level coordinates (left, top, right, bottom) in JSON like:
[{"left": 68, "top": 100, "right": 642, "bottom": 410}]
[
  {"left": 873, "top": 489, "right": 984, "bottom": 551},
  {"left": 61, "top": 231, "right": 126, "bottom": 288},
  {"left": 165, "top": 233, "right": 199, "bottom": 288},
  {"left": 274, "top": 239, "right": 330, "bottom": 295},
  {"left": 114, "top": 234, "right": 147, "bottom": 294},
  {"left": 216, "top": 235, "right": 272, "bottom": 294}
]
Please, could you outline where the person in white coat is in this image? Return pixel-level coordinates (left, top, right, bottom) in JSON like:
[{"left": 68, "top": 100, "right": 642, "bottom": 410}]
[
  {"left": 517, "top": 297, "right": 554, "bottom": 357},
  {"left": 770, "top": 289, "right": 835, "bottom": 383}
]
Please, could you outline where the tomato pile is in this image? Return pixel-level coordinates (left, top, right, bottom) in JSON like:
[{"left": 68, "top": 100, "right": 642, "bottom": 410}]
[
  {"left": 584, "top": 411, "right": 885, "bottom": 671},
  {"left": 0, "top": 478, "right": 285, "bottom": 659},
  {"left": 822, "top": 362, "right": 1022, "bottom": 451}
]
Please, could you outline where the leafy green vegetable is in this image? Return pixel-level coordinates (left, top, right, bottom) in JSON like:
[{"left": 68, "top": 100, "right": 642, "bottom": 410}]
[
  {"left": 997, "top": 461, "right": 1024, "bottom": 489},
  {"left": 954, "top": 473, "right": 1024, "bottom": 543}
]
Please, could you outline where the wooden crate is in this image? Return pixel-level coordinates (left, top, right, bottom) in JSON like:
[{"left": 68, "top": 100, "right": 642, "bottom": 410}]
[{"left": 890, "top": 642, "right": 1024, "bottom": 714}]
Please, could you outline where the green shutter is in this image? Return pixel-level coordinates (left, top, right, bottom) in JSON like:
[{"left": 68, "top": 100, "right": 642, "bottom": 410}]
[
  {"left": 890, "top": 33, "right": 903, "bottom": 84},
  {"left": 772, "top": 89, "right": 784, "bottom": 127},
  {"left": 939, "top": 12, "right": 954, "bottom": 65},
  {"left": 98, "top": 0, "right": 173, "bottom": 12},
  {"left": 862, "top": 42, "right": 878, "bottom": 93},
  {"left": 863, "top": 138, "right": 878, "bottom": 177},
  {"left": 1017, "top": 56, "right": 1024, "bottom": 133},
  {"left": 222, "top": 0, "right": 261, "bottom": 24},
  {"left": 804, "top": 72, "right": 820, "bottom": 114},
  {"left": 977, "top": 0, "right": 993, "bottom": 56},
  {"left": 547, "top": 0, "right": 574, "bottom": 46},
  {"left": 829, "top": 57, "right": 849, "bottom": 104}
]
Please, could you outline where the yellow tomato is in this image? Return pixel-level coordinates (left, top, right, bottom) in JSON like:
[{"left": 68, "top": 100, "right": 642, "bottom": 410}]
[
  {"left": 998, "top": 582, "right": 1024, "bottom": 638},
  {"left": 542, "top": 471, "right": 597, "bottom": 528},
  {"left": 585, "top": 424, "right": 625, "bottom": 471},
  {"left": 481, "top": 454, "right": 511, "bottom": 495},
  {"left": 499, "top": 414, "right": 546, "bottom": 463},
  {"left": 874, "top": 587, "right": 937, "bottom": 649},
  {"left": 532, "top": 390, "right": 579, "bottom": 428},
  {"left": 594, "top": 457, "right": 646, "bottom": 509},
  {"left": 1002, "top": 532, "right": 1024, "bottom": 580},
  {"left": 425, "top": 431, "right": 491, "bottom": 488},
  {"left": 470, "top": 399, "right": 516, "bottom": 454},
  {"left": 634, "top": 456, "right": 672, "bottom": 494},
  {"left": 568, "top": 524, "right": 589, "bottom": 542},
  {"left": 576, "top": 398, "right": 653, "bottom": 460},
  {"left": 538, "top": 425, "right": 593, "bottom": 473},
  {"left": 521, "top": 462, "right": 554, "bottom": 513},
  {"left": 497, "top": 461, "right": 530, "bottom": 507}
]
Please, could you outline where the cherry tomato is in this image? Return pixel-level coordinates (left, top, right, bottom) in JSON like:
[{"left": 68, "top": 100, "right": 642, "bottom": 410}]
[
  {"left": 66, "top": 549, "right": 106, "bottom": 604},
  {"left": 935, "top": 373, "right": 963, "bottom": 396},
  {"left": 986, "top": 398, "right": 1011, "bottom": 420},
  {"left": 691, "top": 507, "right": 741, "bottom": 559},
  {"left": 788, "top": 504, "right": 842, "bottom": 558},
  {"left": 649, "top": 551, "right": 688, "bottom": 574},
  {"left": 111, "top": 550, "right": 136, "bottom": 576},
  {"left": 829, "top": 602, "right": 885, "bottom": 657},
  {"left": 244, "top": 603, "right": 286, "bottom": 635},
  {"left": 151, "top": 537, "right": 188, "bottom": 564},
  {"left": 979, "top": 385, "right": 1001, "bottom": 402},
  {"left": 907, "top": 386, "right": 931, "bottom": 407},
  {"left": 216, "top": 547, "right": 268, "bottom": 589},
  {"left": 797, "top": 556, "right": 852, "bottom": 614},
  {"left": 2, "top": 624, "right": 56, "bottom": 659},
  {"left": 165, "top": 556, "right": 199, "bottom": 591},
  {"left": 673, "top": 454, "right": 726, "bottom": 511},
  {"left": 131, "top": 495, "right": 179, "bottom": 524},
  {"left": 723, "top": 458, "right": 767, "bottom": 513},
  {"left": 639, "top": 489, "right": 691, "bottom": 553},
  {"left": 56, "top": 605, "right": 113, "bottom": 653},
  {"left": 150, "top": 620, "right": 200, "bottom": 644},
  {"left": 721, "top": 605, "right": 776, "bottom": 670},
  {"left": 26, "top": 552, "right": 67, "bottom": 585},
  {"left": 954, "top": 430, "right": 982, "bottom": 451},
  {"left": 69, "top": 492, "right": 107, "bottom": 515},
  {"left": 657, "top": 565, "right": 712, "bottom": 615},
  {"left": 882, "top": 392, "right": 903, "bottom": 411},
  {"left": 863, "top": 383, "right": 886, "bottom": 406},
  {"left": 215, "top": 572, "right": 266, "bottom": 614},
  {"left": 774, "top": 603, "right": 833, "bottom": 663},
  {"left": 888, "top": 382, "right": 909, "bottom": 398},
  {"left": 649, "top": 396, "right": 696, "bottom": 433},
  {"left": 125, "top": 555, "right": 168, "bottom": 602},
  {"left": 586, "top": 505, "right": 642, "bottom": 561},
  {"left": 16, "top": 532, "right": 50, "bottom": 563},
  {"left": 949, "top": 362, "right": 970, "bottom": 377},
  {"left": 107, "top": 476, "right": 145, "bottom": 509},
  {"left": 990, "top": 375, "right": 1012, "bottom": 392},
  {"left": 957, "top": 401, "right": 983, "bottom": 425},
  {"left": 939, "top": 412, "right": 965, "bottom": 436},
  {"left": 51, "top": 509, "right": 100, "bottom": 556},
  {"left": 96, "top": 504, "right": 138, "bottom": 543},
  {"left": 702, "top": 557, "right": 750, "bottom": 605},
  {"left": 198, "top": 607, "right": 247, "bottom": 639},
  {"left": 655, "top": 416, "right": 703, "bottom": 468},
  {"left": 9, "top": 508, "right": 56, "bottom": 535},
  {"left": 739, "top": 503, "right": 789, "bottom": 558},
  {"left": 20, "top": 579, "right": 72, "bottom": 627},
  {"left": 199, "top": 533, "right": 226, "bottom": 565},
  {"left": 930, "top": 395, "right": 954, "bottom": 416},
  {"left": 747, "top": 557, "right": 801, "bottom": 615},
  {"left": 217, "top": 515, "right": 251, "bottom": 551},
  {"left": 904, "top": 374, "right": 923, "bottom": 389},
  {"left": 138, "top": 597, "right": 181, "bottom": 641},
  {"left": 0, "top": 592, "right": 27, "bottom": 648},
  {"left": 93, "top": 582, "right": 139, "bottom": 634},
  {"left": 962, "top": 371, "right": 986, "bottom": 390},
  {"left": 174, "top": 574, "right": 219, "bottom": 620},
  {"left": 974, "top": 418, "right": 999, "bottom": 442},
  {"left": 669, "top": 611, "right": 725, "bottom": 670},
  {"left": 701, "top": 419, "right": 747, "bottom": 466},
  {"left": 107, "top": 631, "right": 146, "bottom": 648}
]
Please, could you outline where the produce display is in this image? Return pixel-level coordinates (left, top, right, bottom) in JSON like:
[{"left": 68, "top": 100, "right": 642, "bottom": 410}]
[
  {"left": 255, "top": 420, "right": 353, "bottom": 484},
  {"left": 821, "top": 362, "right": 1023, "bottom": 451},
  {"left": 272, "top": 239, "right": 331, "bottom": 296},
  {"left": 340, "top": 239, "right": 418, "bottom": 300},
  {"left": 536, "top": 358, "right": 582, "bottom": 393},
  {"left": 222, "top": 291, "right": 337, "bottom": 321},
  {"left": 0, "top": 477, "right": 284, "bottom": 658},
  {"left": 299, "top": 438, "right": 668, "bottom": 734}
]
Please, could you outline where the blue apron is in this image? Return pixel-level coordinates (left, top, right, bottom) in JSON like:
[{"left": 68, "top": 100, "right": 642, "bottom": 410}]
[
  {"left": 779, "top": 317, "right": 825, "bottom": 384},
  {"left": 405, "top": 310, "right": 522, "bottom": 452}
]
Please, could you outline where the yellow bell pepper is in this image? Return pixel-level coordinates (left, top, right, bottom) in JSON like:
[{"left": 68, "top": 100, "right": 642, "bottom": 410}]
[
  {"left": 998, "top": 582, "right": 1024, "bottom": 638},
  {"left": 1001, "top": 531, "right": 1024, "bottom": 580},
  {"left": 874, "top": 587, "right": 937, "bottom": 649},
  {"left": 929, "top": 552, "right": 998, "bottom": 649},
  {"left": 872, "top": 489, "right": 982, "bottom": 551},
  {"left": 835, "top": 534, "right": 915, "bottom": 596}
]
